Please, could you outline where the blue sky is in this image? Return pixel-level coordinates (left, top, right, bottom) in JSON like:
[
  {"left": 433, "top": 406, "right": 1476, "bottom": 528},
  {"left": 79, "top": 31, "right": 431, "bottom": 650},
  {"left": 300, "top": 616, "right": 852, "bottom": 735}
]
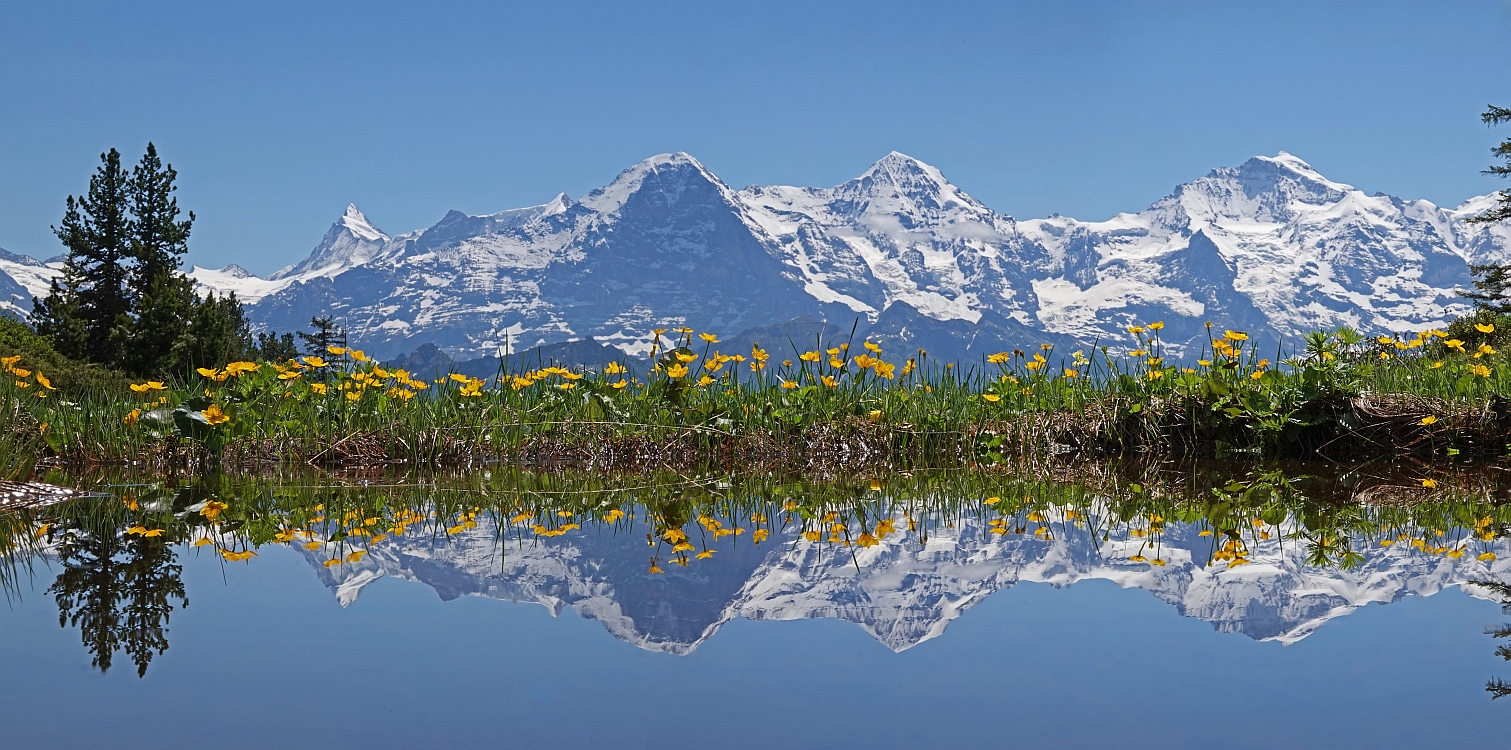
[{"left": 2, "top": 0, "right": 1510, "bottom": 274}]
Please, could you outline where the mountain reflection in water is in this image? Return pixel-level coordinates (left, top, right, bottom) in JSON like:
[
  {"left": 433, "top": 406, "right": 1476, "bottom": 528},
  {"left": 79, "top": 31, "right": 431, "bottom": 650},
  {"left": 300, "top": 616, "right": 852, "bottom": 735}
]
[
  {"left": 312, "top": 498, "right": 1504, "bottom": 654},
  {"left": 6, "top": 460, "right": 1511, "bottom": 675}
]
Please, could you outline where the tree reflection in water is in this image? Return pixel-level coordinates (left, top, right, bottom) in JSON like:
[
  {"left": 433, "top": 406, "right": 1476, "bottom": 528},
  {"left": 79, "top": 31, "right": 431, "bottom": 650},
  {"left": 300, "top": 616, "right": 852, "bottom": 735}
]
[{"left": 48, "top": 528, "right": 186, "bottom": 677}]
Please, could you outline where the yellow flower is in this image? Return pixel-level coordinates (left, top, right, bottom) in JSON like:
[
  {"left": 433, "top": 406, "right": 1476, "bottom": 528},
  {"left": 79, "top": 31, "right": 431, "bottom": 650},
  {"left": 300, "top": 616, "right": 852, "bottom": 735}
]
[
  {"left": 1198, "top": 359, "right": 1212, "bottom": 367},
  {"left": 666, "top": 363, "right": 689, "bottom": 379},
  {"left": 780, "top": 379, "right": 798, "bottom": 389},
  {"left": 278, "top": 370, "right": 302, "bottom": 381},
  {"left": 123, "top": 408, "right": 140, "bottom": 425},
  {"left": 197, "top": 367, "right": 220, "bottom": 378},
  {"left": 1422, "top": 478, "right": 1439, "bottom": 488},
  {"left": 345, "top": 391, "right": 362, "bottom": 401},
  {"left": 982, "top": 394, "right": 1001, "bottom": 402},
  {"left": 328, "top": 345, "right": 348, "bottom": 355},
  {"left": 699, "top": 332, "right": 719, "bottom": 343},
  {"left": 1445, "top": 339, "right": 1466, "bottom": 353},
  {"left": 559, "top": 382, "right": 578, "bottom": 390},
  {"left": 202, "top": 404, "right": 230, "bottom": 425},
  {"left": 1149, "top": 321, "right": 1164, "bottom": 330},
  {"left": 1420, "top": 415, "right": 1437, "bottom": 425},
  {"left": 1480, "top": 552, "right": 1497, "bottom": 562},
  {"left": 799, "top": 351, "right": 821, "bottom": 362},
  {"left": 345, "top": 550, "right": 366, "bottom": 563},
  {"left": 605, "top": 361, "right": 626, "bottom": 374},
  {"left": 0, "top": 355, "right": 19, "bottom": 371},
  {"left": 1224, "top": 330, "right": 1248, "bottom": 342},
  {"left": 611, "top": 379, "right": 629, "bottom": 389},
  {"left": 310, "top": 383, "right": 328, "bottom": 395},
  {"left": 200, "top": 500, "right": 228, "bottom": 520},
  {"left": 1432, "top": 361, "right": 1444, "bottom": 369},
  {"left": 868, "top": 409, "right": 883, "bottom": 422},
  {"left": 1476, "top": 323, "right": 1495, "bottom": 334},
  {"left": 1249, "top": 371, "right": 1263, "bottom": 381},
  {"left": 696, "top": 549, "right": 715, "bottom": 559},
  {"left": 821, "top": 375, "right": 838, "bottom": 388},
  {"left": 302, "top": 356, "right": 328, "bottom": 368},
  {"left": 1064, "top": 368, "right": 1079, "bottom": 379},
  {"left": 1471, "top": 364, "right": 1492, "bottom": 378},
  {"left": 1128, "top": 326, "right": 1145, "bottom": 334},
  {"left": 648, "top": 561, "right": 664, "bottom": 574},
  {"left": 130, "top": 381, "right": 168, "bottom": 392},
  {"left": 350, "top": 350, "right": 370, "bottom": 362}
]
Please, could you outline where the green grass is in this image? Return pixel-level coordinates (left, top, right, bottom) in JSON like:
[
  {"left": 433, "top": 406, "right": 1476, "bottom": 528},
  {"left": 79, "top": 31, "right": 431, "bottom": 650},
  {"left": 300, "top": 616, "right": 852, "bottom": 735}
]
[{"left": 3, "top": 316, "right": 1510, "bottom": 469}]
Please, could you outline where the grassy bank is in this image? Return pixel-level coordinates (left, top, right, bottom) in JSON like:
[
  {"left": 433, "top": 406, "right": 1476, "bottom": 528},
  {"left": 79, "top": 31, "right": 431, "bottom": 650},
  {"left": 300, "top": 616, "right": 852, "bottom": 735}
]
[{"left": 2, "top": 316, "right": 1509, "bottom": 471}]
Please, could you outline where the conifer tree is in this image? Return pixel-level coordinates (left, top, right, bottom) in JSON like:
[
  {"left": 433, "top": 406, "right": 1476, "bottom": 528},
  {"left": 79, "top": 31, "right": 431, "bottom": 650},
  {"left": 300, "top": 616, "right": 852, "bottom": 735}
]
[
  {"left": 255, "top": 331, "right": 299, "bottom": 362},
  {"left": 1461, "top": 105, "right": 1511, "bottom": 314},
  {"left": 36, "top": 149, "right": 134, "bottom": 365},
  {"left": 297, "top": 315, "right": 345, "bottom": 355},
  {"left": 124, "top": 143, "right": 196, "bottom": 374},
  {"left": 169, "top": 291, "right": 252, "bottom": 372}
]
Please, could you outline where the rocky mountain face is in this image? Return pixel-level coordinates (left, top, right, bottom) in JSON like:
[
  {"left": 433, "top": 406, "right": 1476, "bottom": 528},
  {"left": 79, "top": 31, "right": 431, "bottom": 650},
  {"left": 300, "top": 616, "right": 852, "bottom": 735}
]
[
  {"left": 5, "top": 152, "right": 1506, "bottom": 360},
  {"left": 303, "top": 510, "right": 1504, "bottom": 654}
]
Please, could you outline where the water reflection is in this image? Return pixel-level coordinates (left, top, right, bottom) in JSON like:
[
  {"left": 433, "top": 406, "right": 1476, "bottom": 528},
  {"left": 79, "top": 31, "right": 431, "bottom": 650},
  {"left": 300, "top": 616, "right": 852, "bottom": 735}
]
[
  {"left": 49, "top": 528, "right": 185, "bottom": 677},
  {"left": 6, "top": 461, "right": 1511, "bottom": 674}
]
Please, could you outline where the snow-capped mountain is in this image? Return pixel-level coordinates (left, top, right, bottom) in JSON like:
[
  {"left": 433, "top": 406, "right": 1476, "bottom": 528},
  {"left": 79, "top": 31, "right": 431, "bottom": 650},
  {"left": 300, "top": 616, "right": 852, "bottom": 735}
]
[
  {"left": 0, "top": 246, "right": 62, "bottom": 319},
  {"left": 304, "top": 510, "right": 1506, "bottom": 654},
  {"left": 5, "top": 151, "right": 1507, "bottom": 358},
  {"left": 231, "top": 150, "right": 1504, "bottom": 360}
]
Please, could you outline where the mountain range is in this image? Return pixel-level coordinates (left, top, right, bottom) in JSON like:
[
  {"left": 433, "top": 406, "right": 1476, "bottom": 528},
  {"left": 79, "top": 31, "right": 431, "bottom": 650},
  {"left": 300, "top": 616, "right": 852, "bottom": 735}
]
[
  {"left": 4, "top": 151, "right": 1508, "bottom": 362},
  {"left": 304, "top": 509, "right": 1505, "bottom": 654}
]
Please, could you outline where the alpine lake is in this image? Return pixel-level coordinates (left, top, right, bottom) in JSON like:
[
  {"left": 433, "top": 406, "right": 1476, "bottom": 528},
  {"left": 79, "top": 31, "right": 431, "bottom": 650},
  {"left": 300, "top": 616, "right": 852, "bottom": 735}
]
[{"left": 3, "top": 459, "right": 1509, "bottom": 749}]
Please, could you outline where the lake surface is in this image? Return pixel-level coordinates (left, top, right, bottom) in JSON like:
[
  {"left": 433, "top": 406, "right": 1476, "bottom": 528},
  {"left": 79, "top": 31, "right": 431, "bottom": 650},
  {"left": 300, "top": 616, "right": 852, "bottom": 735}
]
[{"left": 1, "top": 464, "right": 1508, "bottom": 748}]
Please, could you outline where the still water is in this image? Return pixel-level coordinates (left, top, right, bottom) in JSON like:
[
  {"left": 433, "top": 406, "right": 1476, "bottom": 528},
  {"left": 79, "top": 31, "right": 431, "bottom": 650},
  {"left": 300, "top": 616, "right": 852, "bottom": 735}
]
[{"left": 1, "top": 465, "right": 1507, "bottom": 748}]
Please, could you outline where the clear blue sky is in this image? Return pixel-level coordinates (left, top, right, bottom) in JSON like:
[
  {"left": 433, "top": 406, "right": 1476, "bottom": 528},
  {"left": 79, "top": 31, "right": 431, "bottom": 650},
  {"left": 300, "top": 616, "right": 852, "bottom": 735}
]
[{"left": 2, "top": 0, "right": 1509, "bottom": 274}]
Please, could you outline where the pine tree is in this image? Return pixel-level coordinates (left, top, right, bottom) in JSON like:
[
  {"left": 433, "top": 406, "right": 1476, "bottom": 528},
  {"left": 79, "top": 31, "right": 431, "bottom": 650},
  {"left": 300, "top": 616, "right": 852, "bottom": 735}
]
[
  {"left": 1461, "top": 264, "right": 1511, "bottom": 315},
  {"left": 255, "top": 331, "right": 299, "bottom": 362},
  {"left": 38, "top": 149, "right": 134, "bottom": 366},
  {"left": 1460, "top": 105, "right": 1511, "bottom": 314},
  {"left": 169, "top": 291, "right": 252, "bottom": 373},
  {"left": 297, "top": 315, "right": 345, "bottom": 355},
  {"left": 1467, "top": 105, "right": 1511, "bottom": 225},
  {"left": 124, "top": 143, "right": 196, "bottom": 374}
]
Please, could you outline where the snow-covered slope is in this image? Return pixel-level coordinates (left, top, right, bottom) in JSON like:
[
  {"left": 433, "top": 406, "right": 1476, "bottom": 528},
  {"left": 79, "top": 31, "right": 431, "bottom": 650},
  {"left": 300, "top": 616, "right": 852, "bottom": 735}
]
[
  {"left": 1019, "top": 153, "right": 1487, "bottom": 351},
  {"left": 11, "top": 151, "right": 1504, "bottom": 358},
  {"left": 304, "top": 510, "right": 1506, "bottom": 654},
  {"left": 0, "top": 246, "right": 62, "bottom": 317},
  {"left": 225, "top": 151, "right": 1505, "bottom": 360}
]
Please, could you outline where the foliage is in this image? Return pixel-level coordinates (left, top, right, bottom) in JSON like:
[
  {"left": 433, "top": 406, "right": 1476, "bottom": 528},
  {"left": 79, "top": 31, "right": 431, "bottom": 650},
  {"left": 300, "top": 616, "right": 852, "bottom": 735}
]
[
  {"left": 0, "top": 316, "right": 125, "bottom": 396},
  {"left": 1462, "top": 105, "right": 1511, "bottom": 313},
  {"left": 296, "top": 315, "right": 345, "bottom": 356},
  {"left": 0, "top": 319, "right": 1507, "bottom": 470},
  {"left": 1466, "top": 104, "right": 1511, "bottom": 225},
  {"left": 36, "top": 147, "right": 134, "bottom": 365}
]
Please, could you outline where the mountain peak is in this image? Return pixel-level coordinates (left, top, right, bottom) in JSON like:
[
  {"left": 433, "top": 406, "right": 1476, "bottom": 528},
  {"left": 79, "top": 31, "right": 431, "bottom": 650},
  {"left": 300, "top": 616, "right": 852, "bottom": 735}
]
[
  {"left": 1232, "top": 152, "right": 1351, "bottom": 193},
  {"left": 862, "top": 151, "right": 946, "bottom": 185},
  {"left": 578, "top": 152, "right": 730, "bottom": 214},
  {"left": 339, "top": 204, "right": 386, "bottom": 242}
]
